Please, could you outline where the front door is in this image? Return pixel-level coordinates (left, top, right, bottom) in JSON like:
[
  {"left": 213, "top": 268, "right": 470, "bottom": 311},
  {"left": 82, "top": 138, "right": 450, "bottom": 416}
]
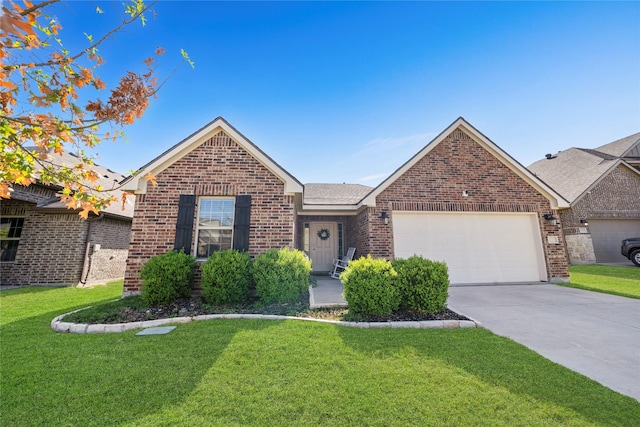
[{"left": 309, "top": 222, "right": 338, "bottom": 272}]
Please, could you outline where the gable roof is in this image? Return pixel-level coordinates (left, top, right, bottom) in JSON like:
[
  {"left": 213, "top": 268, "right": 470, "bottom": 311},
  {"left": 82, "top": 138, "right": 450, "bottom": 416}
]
[
  {"left": 121, "top": 117, "right": 303, "bottom": 195},
  {"left": 20, "top": 148, "right": 134, "bottom": 219},
  {"left": 593, "top": 132, "right": 640, "bottom": 158},
  {"left": 528, "top": 132, "right": 640, "bottom": 204},
  {"left": 359, "top": 117, "right": 569, "bottom": 209},
  {"left": 303, "top": 183, "right": 373, "bottom": 205}
]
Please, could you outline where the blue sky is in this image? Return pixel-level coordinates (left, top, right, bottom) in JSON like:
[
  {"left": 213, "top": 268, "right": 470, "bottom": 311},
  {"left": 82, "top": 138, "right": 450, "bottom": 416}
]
[{"left": 50, "top": 1, "right": 639, "bottom": 185}]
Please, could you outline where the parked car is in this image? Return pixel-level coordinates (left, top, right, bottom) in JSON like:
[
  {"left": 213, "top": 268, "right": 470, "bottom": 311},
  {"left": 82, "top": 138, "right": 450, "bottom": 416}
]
[{"left": 621, "top": 237, "right": 640, "bottom": 267}]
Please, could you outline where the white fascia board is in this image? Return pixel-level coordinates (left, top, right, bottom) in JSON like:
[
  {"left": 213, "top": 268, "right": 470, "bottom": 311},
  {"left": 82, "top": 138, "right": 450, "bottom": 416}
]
[
  {"left": 359, "top": 118, "right": 569, "bottom": 209},
  {"left": 300, "top": 204, "right": 361, "bottom": 215},
  {"left": 120, "top": 118, "right": 303, "bottom": 195}
]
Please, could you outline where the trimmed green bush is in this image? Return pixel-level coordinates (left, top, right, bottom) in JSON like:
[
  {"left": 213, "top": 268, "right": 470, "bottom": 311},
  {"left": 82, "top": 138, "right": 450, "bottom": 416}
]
[
  {"left": 200, "top": 249, "right": 253, "bottom": 305},
  {"left": 139, "top": 250, "right": 196, "bottom": 306},
  {"left": 393, "top": 255, "right": 449, "bottom": 313},
  {"left": 341, "top": 255, "right": 400, "bottom": 316},
  {"left": 253, "top": 248, "right": 312, "bottom": 304}
]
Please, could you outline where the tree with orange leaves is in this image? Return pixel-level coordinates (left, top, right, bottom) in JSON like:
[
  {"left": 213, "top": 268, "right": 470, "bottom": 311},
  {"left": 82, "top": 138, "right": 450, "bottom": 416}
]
[{"left": 1, "top": 0, "right": 192, "bottom": 218}]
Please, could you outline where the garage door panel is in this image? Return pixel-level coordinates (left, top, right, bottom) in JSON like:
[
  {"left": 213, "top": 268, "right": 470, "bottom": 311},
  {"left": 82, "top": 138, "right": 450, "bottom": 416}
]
[
  {"left": 393, "top": 212, "right": 546, "bottom": 284},
  {"left": 589, "top": 219, "right": 640, "bottom": 263}
]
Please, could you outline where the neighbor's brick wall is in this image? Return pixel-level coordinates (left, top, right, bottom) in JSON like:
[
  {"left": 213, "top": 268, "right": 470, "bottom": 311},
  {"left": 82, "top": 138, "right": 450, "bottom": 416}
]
[
  {"left": 1, "top": 184, "right": 132, "bottom": 286},
  {"left": 369, "top": 127, "right": 569, "bottom": 281},
  {"left": 561, "top": 164, "right": 640, "bottom": 234},
  {"left": 124, "top": 130, "right": 296, "bottom": 294},
  {"left": 559, "top": 164, "right": 640, "bottom": 264},
  {"left": 85, "top": 217, "right": 131, "bottom": 284},
  {"left": 1, "top": 199, "right": 87, "bottom": 285}
]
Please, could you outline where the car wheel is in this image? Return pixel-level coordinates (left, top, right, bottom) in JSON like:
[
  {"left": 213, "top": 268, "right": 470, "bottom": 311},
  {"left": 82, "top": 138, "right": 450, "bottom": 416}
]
[{"left": 631, "top": 249, "right": 640, "bottom": 267}]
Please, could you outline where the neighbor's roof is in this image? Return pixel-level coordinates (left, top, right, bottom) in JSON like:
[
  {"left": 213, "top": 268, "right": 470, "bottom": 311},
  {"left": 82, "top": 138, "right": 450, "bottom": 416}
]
[
  {"left": 26, "top": 148, "right": 134, "bottom": 219},
  {"left": 303, "top": 183, "right": 373, "bottom": 205},
  {"left": 528, "top": 132, "right": 640, "bottom": 204},
  {"left": 593, "top": 132, "right": 640, "bottom": 158}
]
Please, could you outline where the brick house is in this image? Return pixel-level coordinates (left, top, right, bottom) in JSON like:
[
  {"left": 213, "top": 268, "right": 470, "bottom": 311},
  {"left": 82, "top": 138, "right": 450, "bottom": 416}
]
[
  {"left": 529, "top": 133, "right": 640, "bottom": 264},
  {"left": 121, "top": 116, "right": 570, "bottom": 295},
  {"left": 0, "top": 150, "right": 134, "bottom": 286}
]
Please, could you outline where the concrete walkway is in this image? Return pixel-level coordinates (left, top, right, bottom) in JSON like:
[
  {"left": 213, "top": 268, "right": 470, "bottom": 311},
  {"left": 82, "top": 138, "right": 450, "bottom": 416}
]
[
  {"left": 309, "top": 276, "right": 347, "bottom": 309},
  {"left": 448, "top": 284, "right": 640, "bottom": 401}
]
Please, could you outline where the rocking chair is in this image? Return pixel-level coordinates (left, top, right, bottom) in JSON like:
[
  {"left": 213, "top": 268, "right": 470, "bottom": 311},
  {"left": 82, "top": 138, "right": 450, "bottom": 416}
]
[{"left": 330, "top": 247, "right": 356, "bottom": 279}]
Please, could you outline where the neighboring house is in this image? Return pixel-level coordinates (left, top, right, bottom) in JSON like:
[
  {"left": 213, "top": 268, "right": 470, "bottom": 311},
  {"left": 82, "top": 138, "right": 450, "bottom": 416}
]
[
  {"left": 121, "top": 116, "right": 570, "bottom": 295},
  {"left": 529, "top": 133, "right": 640, "bottom": 264},
  {"left": 0, "top": 149, "right": 134, "bottom": 286}
]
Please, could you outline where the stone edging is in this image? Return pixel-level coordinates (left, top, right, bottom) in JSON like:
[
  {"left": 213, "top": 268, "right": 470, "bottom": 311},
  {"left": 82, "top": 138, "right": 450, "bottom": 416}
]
[{"left": 51, "top": 307, "right": 482, "bottom": 334}]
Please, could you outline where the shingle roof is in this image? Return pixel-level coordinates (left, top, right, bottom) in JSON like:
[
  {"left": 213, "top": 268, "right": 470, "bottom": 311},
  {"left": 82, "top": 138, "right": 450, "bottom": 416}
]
[
  {"left": 303, "top": 183, "right": 373, "bottom": 205},
  {"left": 528, "top": 132, "right": 640, "bottom": 204},
  {"left": 28, "top": 148, "right": 134, "bottom": 219},
  {"left": 594, "top": 133, "right": 640, "bottom": 157}
]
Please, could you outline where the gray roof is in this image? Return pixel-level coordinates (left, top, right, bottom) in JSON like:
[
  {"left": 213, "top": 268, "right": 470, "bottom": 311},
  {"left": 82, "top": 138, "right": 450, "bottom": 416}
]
[
  {"left": 29, "top": 148, "right": 134, "bottom": 219},
  {"left": 594, "top": 133, "right": 640, "bottom": 158},
  {"left": 303, "top": 183, "right": 373, "bottom": 205},
  {"left": 528, "top": 133, "right": 640, "bottom": 204}
]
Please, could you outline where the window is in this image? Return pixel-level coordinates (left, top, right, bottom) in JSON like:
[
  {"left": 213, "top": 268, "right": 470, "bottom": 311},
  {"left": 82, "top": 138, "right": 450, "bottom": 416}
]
[
  {"left": 1, "top": 217, "right": 24, "bottom": 262},
  {"left": 196, "top": 197, "right": 235, "bottom": 258}
]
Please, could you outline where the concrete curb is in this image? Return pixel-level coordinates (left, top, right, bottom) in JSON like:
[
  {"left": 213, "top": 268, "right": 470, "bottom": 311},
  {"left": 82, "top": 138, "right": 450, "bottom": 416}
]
[{"left": 51, "top": 306, "right": 482, "bottom": 334}]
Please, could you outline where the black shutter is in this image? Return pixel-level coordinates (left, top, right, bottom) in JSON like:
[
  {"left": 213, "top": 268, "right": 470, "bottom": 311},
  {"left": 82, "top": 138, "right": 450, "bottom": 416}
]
[
  {"left": 174, "top": 195, "right": 197, "bottom": 254},
  {"left": 233, "top": 195, "right": 251, "bottom": 252}
]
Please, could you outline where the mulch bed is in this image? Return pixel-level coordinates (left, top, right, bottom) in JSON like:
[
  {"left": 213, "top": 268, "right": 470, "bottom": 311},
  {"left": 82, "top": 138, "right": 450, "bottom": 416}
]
[{"left": 96, "top": 291, "right": 469, "bottom": 324}]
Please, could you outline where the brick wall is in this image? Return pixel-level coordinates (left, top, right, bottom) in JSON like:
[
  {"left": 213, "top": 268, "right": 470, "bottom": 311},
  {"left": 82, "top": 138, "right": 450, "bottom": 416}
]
[
  {"left": 560, "top": 164, "right": 640, "bottom": 264},
  {"left": 369, "top": 127, "right": 569, "bottom": 281},
  {"left": 1, "top": 199, "right": 87, "bottom": 285},
  {"left": 1, "top": 186, "right": 132, "bottom": 286},
  {"left": 84, "top": 217, "right": 131, "bottom": 284},
  {"left": 562, "top": 164, "right": 640, "bottom": 234},
  {"left": 123, "top": 130, "right": 297, "bottom": 294}
]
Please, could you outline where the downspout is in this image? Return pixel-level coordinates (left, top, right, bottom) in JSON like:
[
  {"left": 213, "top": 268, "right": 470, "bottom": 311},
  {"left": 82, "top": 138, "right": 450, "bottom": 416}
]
[{"left": 80, "top": 213, "right": 104, "bottom": 286}]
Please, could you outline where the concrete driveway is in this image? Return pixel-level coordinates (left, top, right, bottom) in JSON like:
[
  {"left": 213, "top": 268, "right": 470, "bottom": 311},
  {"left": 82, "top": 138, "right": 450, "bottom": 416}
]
[{"left": 448, "top": 284, "right": 640, "bottom": 401}]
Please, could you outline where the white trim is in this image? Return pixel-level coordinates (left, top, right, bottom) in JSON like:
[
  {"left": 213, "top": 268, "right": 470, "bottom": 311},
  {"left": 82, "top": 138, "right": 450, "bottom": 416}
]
[
  {"left": 121, "top": 117, "right": 303, "bottom": 195},
  {"left": 359, "top": 117, "right": 569, "bottom": 209},
  {"left": 194, "top": 196, "right": 235, "bottom": 259}
]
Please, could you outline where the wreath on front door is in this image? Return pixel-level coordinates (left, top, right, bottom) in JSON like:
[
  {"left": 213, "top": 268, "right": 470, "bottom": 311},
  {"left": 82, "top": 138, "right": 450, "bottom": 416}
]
[{"left": 317, "top": 228, "right": 330, "bottom": 240}]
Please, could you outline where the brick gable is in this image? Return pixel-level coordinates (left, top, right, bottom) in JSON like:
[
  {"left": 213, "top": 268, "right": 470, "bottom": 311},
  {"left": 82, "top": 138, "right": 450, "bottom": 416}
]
[
  {"left": 365, "top": 127, "right": 568, "bottom": 280},
  {"left": 123, "top": 130, "right": 296, "bottom": 294}
]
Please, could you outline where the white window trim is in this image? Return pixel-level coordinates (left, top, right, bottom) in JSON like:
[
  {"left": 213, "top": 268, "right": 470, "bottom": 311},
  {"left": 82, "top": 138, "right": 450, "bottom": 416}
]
[{"left": 195, "top": 197, "right": 235, "bottom": 259}]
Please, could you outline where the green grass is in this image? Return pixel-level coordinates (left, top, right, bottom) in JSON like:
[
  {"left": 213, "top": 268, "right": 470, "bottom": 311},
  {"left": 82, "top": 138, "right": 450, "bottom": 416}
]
[
  {"left": 566, "top": 264, "right": 640, "bottom": 299},
  {"left": 2, "top": 282, "right": 639, "bottom": 426}
]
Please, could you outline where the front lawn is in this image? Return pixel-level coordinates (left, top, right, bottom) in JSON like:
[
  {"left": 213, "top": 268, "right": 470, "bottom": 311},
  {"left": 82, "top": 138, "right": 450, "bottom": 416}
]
[
  {"left": 566, "top": 264, "right": 640, "bottom": 299},
  {"left": 1, "top": 282, "right": 639, "bottom": 426}
]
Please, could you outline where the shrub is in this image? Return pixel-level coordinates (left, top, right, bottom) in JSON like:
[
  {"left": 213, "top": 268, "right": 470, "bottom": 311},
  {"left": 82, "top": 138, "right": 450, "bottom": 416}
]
[
  {"left": 341, "top": 255, "right": 399, "bottom": 316},
  {"left": 393, "top": 255, "right": 449, "bottom": 313},
  {"left": 253, "top": 248, "right": 312, "bottom": 304},
  {"left": 200, "top": 249, "right": 253, "bottom": 305},
  {"left": 139, "top": 250, "right": 196, "bottom": 306}
]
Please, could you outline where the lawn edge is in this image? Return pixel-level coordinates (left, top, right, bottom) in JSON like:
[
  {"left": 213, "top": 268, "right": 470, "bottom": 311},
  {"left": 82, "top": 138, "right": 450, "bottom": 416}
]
[{"left": 51, "top": 306, "right": 482, "bottom": 334}]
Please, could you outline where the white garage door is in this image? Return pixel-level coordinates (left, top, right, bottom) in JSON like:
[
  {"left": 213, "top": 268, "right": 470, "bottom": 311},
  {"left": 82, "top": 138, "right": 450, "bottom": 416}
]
[
  {"left": 588, "top": 219, "right": 640, "bottom": 263},
  {"left": 393, "top": 212, "right": 547, "bottom": 284}
]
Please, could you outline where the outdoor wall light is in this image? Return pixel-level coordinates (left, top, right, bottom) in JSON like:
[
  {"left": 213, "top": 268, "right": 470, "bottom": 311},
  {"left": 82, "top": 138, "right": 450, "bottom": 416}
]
[
  {"left": 580, "top": 219, "right": 589, "bottom": 226},
  {"left": 543, "top": 213, "right": 557, "bottom": 226},
  {"left": 380, "top": 211, "right": 389, "bottom": 225}
]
